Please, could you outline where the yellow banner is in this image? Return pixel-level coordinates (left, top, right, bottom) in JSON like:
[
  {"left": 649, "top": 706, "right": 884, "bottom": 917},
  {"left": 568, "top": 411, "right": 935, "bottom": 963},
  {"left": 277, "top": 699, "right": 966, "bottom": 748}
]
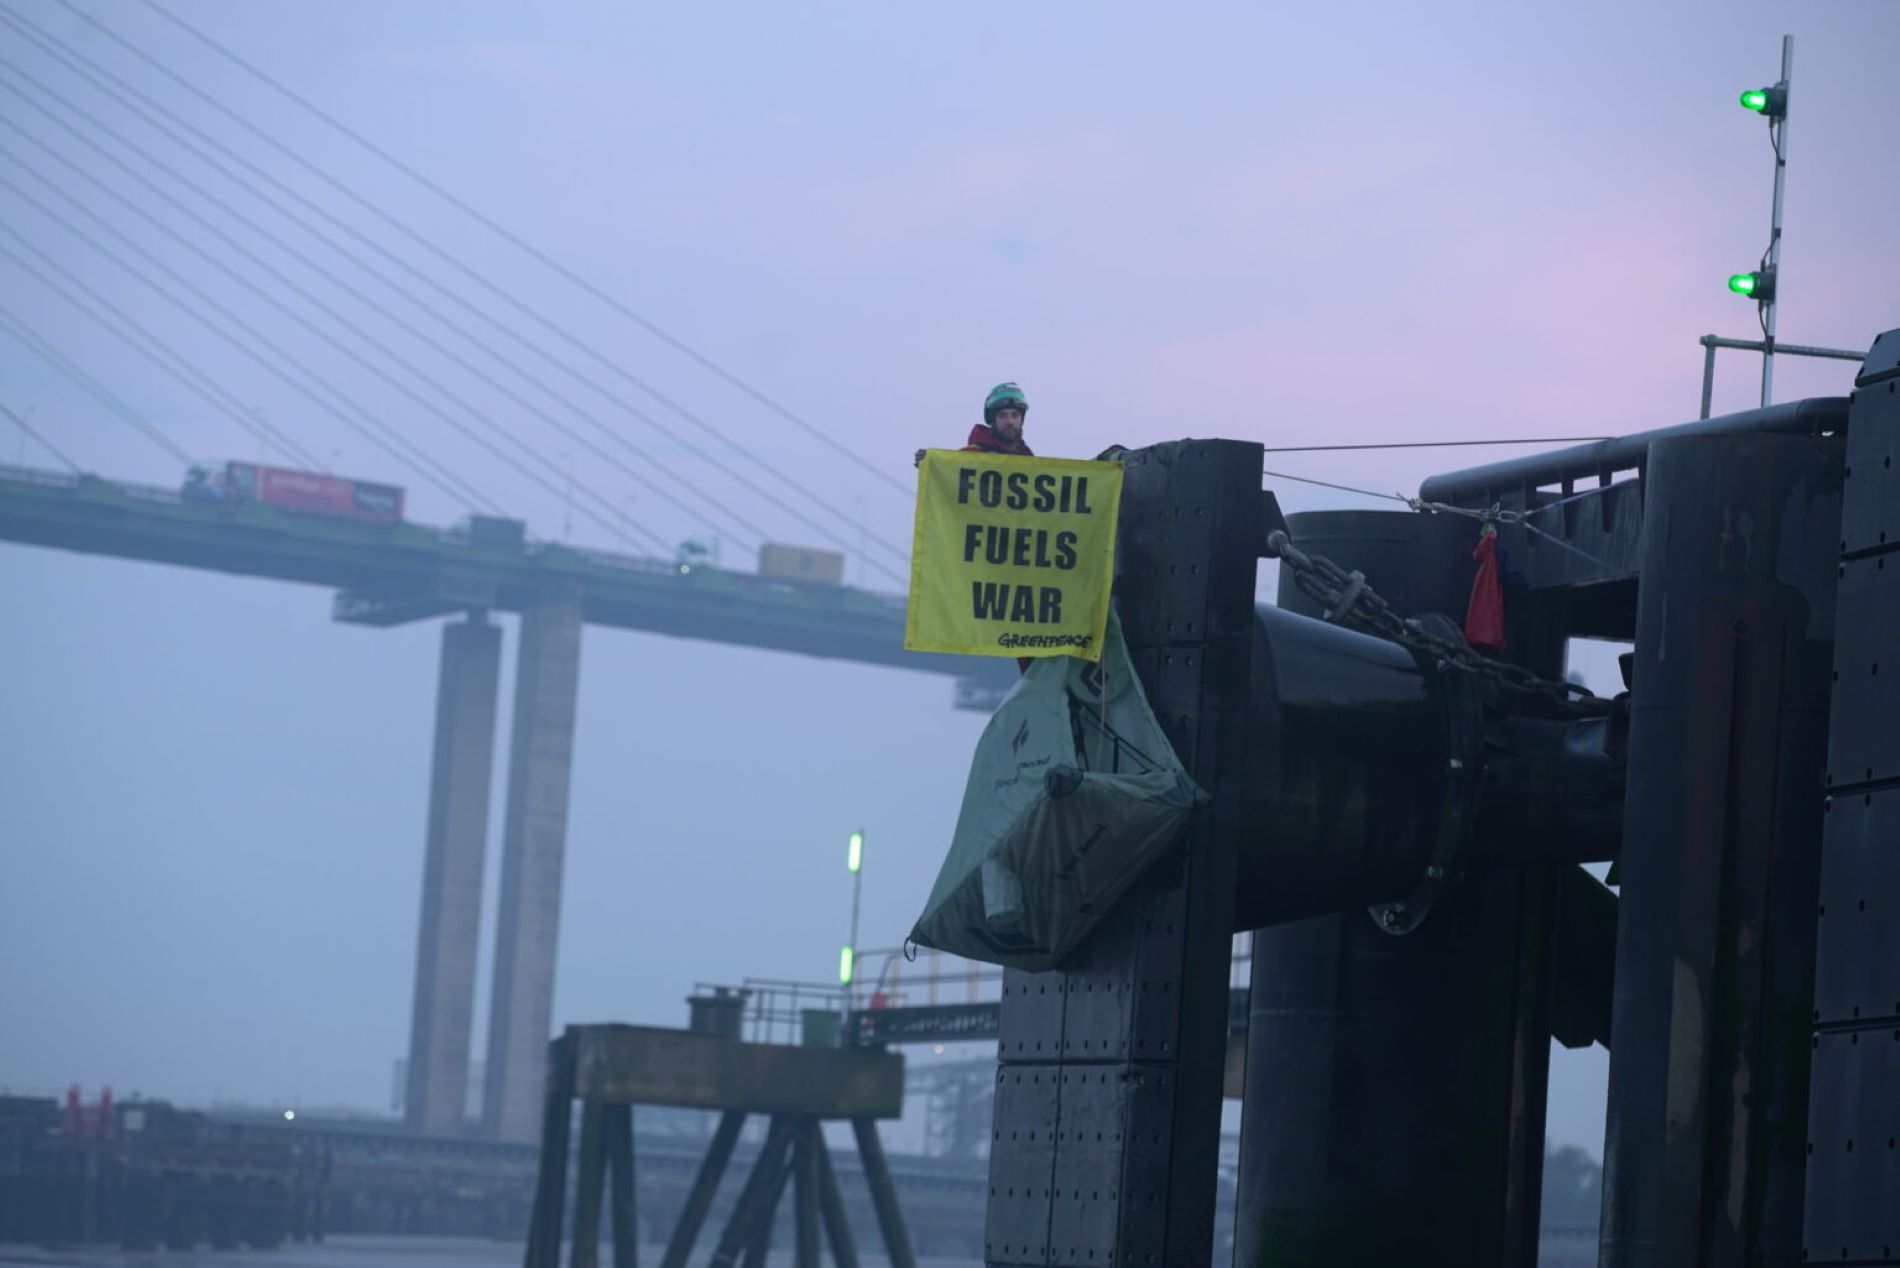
[{"left": 904, "top": 450, "right": 1123, "bottom": 662}]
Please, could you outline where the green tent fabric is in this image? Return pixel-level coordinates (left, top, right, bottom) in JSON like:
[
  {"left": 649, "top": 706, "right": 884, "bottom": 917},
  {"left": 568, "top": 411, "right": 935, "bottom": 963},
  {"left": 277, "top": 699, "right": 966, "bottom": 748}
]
[{"left": 909, "top": 610, "right": 1207, "bottom": 972}]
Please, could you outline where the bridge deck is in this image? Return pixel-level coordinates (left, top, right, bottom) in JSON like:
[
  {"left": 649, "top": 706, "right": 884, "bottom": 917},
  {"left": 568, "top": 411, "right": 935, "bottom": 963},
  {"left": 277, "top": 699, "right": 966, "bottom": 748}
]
[{"left": 0, "top": 465, "right": 1010, "bottom": 694}]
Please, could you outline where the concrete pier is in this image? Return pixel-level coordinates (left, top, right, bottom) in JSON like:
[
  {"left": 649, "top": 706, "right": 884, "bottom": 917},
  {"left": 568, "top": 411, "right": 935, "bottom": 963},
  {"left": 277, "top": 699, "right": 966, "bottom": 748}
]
[
  {"left": 403, "top": 614, "right": 501, "bottom": 1136},
  {"left": 483, "top": 599, "right": 585, "bottom": 1142}
]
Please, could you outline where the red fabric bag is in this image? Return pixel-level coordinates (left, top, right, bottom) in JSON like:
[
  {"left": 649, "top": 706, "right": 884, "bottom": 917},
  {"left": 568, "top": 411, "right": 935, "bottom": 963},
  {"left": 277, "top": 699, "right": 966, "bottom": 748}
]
[{"left": 1465, "top": 528, "right": 1506, "bottom": 650}]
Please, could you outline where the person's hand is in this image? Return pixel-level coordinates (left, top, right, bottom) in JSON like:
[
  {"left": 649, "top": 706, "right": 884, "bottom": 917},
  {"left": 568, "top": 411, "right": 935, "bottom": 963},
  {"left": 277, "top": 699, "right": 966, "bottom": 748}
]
[{"left": 914, "top": 448, "right": 927, "bottom": 468}]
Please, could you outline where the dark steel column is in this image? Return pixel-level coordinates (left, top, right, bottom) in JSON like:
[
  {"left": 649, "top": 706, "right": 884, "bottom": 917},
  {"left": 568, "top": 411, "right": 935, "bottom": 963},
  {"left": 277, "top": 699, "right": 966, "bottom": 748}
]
[
  {"left": 1599, "top": 433, "right": 1841, "bottom": 1268},
  {"left": 1236, "top": 869, "right": 1557, "bottom": 1265},
  {"left": 1235, "top": 508, "right": 1557, "bottom": 1268},
  {"left": 985, "top": 440, "right": 1265, "bottom": 1267},
  {"left": 1804, "top": 330, "right": 1900, "bottom": 1265}
]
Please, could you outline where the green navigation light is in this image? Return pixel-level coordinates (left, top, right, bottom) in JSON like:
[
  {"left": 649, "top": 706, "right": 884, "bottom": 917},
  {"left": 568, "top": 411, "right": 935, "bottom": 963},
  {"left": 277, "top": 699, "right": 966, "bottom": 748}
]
[
  {"left": 1727, "top": 269, "right": 1776, "bottom": 302},
  {"left": 847, "top": 831, "right": 864, "bottom": 874},
  {"left": 839, "top": 945, "right": 855, "bottom": 985},
  {"left": 1737, "top": 85, "right": 1786, "bottom": 118}
]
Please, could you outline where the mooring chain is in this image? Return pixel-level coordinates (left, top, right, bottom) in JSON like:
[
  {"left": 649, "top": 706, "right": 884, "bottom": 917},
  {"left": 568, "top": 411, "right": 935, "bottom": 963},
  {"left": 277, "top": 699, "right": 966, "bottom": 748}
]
[{"left": 1267, "top": 530, "right": 1611, "bottom": 714}]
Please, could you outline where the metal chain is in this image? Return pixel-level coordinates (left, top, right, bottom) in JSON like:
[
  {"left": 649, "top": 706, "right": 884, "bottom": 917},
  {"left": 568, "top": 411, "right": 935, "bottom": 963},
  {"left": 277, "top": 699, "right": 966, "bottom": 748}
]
[{"left": 1267, "top": 530, "right": 1611, "bottom": 714}]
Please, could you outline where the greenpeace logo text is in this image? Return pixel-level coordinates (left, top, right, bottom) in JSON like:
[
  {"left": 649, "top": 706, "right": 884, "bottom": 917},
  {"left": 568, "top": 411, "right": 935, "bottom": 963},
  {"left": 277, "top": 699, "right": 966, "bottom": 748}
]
[{"left": 998, "top": 632, "right": 1095, "bottom": 650}]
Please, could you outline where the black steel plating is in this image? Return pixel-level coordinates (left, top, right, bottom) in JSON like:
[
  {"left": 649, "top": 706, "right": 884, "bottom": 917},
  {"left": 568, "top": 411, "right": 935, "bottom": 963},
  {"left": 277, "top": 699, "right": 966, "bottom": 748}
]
[
  {"left": 1600, "top": 432, "right": 1841, "bottom": 1268},
  {"left": 1802, "top": 330, "right": 1900, "bottom": 1265},
  {"left": 1236, "top": 507, "right": 1564, "bottom": 1268},
  {"left": 985, "top": 440, "right": 1265, "bottom": 1267},
  {"left": 1233, "top": 602, "right": 1474, "bottom": 928}
]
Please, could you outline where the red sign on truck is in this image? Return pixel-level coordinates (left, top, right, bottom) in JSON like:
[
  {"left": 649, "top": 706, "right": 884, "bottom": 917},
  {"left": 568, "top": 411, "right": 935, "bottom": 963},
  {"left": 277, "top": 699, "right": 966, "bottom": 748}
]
[{"left": 188, "top": 462, "right": 405, "bottom": 523}]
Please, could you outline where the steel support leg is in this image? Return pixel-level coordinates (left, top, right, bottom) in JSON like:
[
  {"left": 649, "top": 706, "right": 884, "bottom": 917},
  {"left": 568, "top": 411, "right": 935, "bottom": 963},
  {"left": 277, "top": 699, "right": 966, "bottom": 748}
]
[
  {"left": 793, "top": 1119, "right": 820, "bottom": 1268},
  {"left": 605, "top": 1105, "right": 636, "bottom": 1268},
  {"left": 707, "top": 1117, "right": 793, "bottom": 1268},
  {"left": 571, "top": 1102, "right": 606, "bottom": 1268},
  {"left": 852, "top": 1118, "right": 916, "bottom": 1268},
  {"left": 814, "top": 1124, "right": 862, "bottom": 1268},
  {"left": 739, "top": 1133, "right": 793, "bottom": 1268},
  {"left": 524, "top": 1034, "right": 576, "bottom": 1268},
  {"left": 660, "top": 1111, "right": 745, "bottom": 1268}
]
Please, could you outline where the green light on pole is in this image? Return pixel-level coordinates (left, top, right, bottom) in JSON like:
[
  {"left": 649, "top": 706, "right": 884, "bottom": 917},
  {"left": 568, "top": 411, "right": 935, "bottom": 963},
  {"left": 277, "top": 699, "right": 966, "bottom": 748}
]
[
  {"left": 1727, "top": 269, "right": 1775, "bottom": 302},
  {"left": 1737, "top": 84, "right": 1786, "bottom": 117},
  {"left": 842, "top": 829, "right": 864, "bottom": 997}
]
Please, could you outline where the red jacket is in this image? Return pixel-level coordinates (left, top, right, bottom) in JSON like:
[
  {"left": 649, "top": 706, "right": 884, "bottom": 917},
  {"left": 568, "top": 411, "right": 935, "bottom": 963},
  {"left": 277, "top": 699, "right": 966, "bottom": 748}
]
[{"left": 961, "top": 423, "right": 1033, "bottom": 457}]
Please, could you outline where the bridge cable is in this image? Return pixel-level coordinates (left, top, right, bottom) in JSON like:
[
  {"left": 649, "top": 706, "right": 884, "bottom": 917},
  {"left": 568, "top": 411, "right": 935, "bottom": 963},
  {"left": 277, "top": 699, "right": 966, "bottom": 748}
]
[
  {"left": 0, "top": 225, "right": 332, "bottom": 476},
  {"left": 0, "top": 139, "right": 686, "bottom": 555},
  {"left": 0, "top": 162, "right": 499, "bottom": 505},
  {"left": 37, "top": 0, "right": 912, "bottom": 558},
  {"left": 0, "top": 4, "right": 917, "bottom": 572},
  {"left": 0, "top": 183, "right": 507, "bottom": 518},
  {"left": 0, "top": 43, "right": 841, "bottom": 570},
  {"left": 0, "top": 397, "right": 82, "bottom": 473},
  {"left": 0, "top": 66, "right": 732, "bottom": 565},
  {"left": 0, "top": 214, "right": 655, "bottom": 549},
  {"left": 119, "top": 0, "right": 918, "bottom": 503},
  {"left": 0, "top": 304, "right": 195, "bottom": 467},
  {"left": 0, "top": 225, "right": 502, "bottom": 513}
]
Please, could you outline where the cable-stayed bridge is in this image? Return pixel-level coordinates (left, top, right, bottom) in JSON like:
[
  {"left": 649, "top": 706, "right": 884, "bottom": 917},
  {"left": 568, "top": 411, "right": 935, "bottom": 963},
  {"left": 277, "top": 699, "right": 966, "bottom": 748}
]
[
  {"left": 0, "top": 460, "right": 1010, "bottom": 1144},
  {"left": 0, "top": 462, "right": 991, "bottom": 682},
  {"left": 0, "top": 0, "right": 1002, "bottom": 1147}
]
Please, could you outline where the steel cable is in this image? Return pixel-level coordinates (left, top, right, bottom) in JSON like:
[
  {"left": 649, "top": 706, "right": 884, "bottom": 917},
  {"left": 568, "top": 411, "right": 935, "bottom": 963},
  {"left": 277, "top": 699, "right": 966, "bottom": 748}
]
[
  {"left": 0, "top": 303, "right": 195, "bottom": 467},
  {"left": 2, "top": 1, "right": 919, "bottom": 572},
  {"left": 68, "top": 0, "right": 920, "bottom": 518},
  {"left": 0, "top": 65, "right": 723, "bottom": 562}
]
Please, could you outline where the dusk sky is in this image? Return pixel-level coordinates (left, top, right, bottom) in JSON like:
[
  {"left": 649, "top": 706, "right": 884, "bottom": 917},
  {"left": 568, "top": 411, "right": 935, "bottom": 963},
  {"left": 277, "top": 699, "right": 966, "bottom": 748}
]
[{"left": 1, "top": 0, "right": 1895, "bottom": 1159}]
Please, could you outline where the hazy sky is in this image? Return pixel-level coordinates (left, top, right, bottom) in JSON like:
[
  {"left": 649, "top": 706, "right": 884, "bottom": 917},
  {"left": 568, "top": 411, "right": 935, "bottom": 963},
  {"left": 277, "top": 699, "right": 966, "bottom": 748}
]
[{"left": 1, "top": 0, "right": 1895, "bottom": 1159}]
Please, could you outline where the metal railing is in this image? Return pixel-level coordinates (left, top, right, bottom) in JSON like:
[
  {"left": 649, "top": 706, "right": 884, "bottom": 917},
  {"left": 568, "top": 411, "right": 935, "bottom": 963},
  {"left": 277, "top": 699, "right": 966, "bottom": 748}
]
[
  {"left": 0, "top": 462, "right": 81, "bottom": 490},
  {"left": 119, "top": 482, "right": 184, "bottom": 505},
  {"left": 701, "top": 977, "right": 845, "bottom": 1046},
  {"left": 1697, "top": 333, "right": 1862, "bottom": 420},
  {"left": 828, "top": 934, "right": 1259, "bottom": 1026}
]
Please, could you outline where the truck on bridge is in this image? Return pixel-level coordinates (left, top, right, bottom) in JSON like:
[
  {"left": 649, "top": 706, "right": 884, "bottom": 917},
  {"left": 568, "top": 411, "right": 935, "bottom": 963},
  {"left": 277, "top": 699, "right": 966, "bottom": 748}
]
[{"left": 182, "top": 461, "right": 405, "bottom": 524}]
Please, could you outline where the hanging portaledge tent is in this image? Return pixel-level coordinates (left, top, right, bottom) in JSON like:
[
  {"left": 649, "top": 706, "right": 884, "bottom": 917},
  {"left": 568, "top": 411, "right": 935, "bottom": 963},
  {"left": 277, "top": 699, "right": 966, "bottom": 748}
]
[{"left": 910, "top": 610, "right": 1207, "bottom": 972}]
